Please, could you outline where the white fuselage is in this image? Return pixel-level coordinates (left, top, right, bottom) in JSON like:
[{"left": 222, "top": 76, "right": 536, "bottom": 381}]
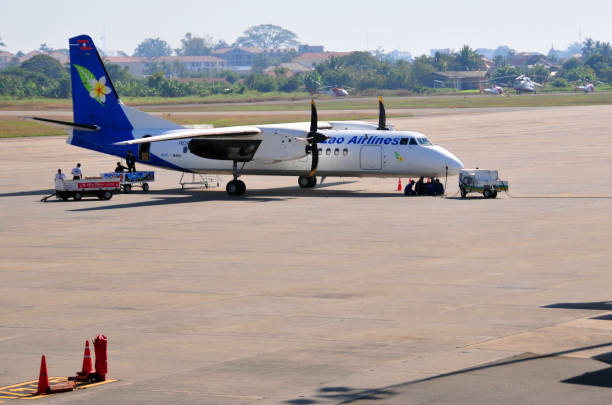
[{"left": 142, "top": 128, "right": 463, "bottom": 178}]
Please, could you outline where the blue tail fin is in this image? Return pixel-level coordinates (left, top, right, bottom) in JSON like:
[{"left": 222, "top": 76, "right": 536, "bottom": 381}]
[{"left": 69, "top": 35, "right": 132, "bottom": 130}]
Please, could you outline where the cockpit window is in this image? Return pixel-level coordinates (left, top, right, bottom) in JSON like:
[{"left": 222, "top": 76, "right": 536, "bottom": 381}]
[
  {"left": 417, "top": 137, "right": 432, "bottom": 146},
  {"left": 400, "top": 138, "right": 408, "bottom": 145},
  {"left": 409, "top": 138, "right": 418, "bottom": 145}
]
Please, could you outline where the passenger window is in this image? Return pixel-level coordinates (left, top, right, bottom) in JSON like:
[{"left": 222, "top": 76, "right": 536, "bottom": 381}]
[
  {"left": 318, "top": 148, "right": 322, "bottom": 155},
  {"left": 326, "top": 148, "right": 331, "bottom": 155},
  {"left": 400, "top": 138, "right": 408, "bottom": 145},
  {"left": 334, "top": 148, "right": 339, "bottom": 156},
  {"left": 409, "top": 138, "right": 417, "bottom": 145},
  {"left": 183, "top": 146, "right": 188, "bottom": 154},
  {"left": 343, "top": 148, "right": 348, "bottom": 156}
]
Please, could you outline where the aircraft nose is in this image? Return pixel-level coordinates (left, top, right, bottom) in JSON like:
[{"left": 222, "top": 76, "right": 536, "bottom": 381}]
[
  {"left": 445, "top": 153, "right": 464, "bottom": 174},
  {"left": 434, "top": 147, "right": 463, "bottom": 175}
]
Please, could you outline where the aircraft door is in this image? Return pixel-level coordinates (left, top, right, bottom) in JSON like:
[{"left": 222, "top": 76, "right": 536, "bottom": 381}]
[
  {"left": 139, "top": 135, "right": 151, "bottom": 161},
  {"left": 360, "top": 146, "right": 382, "bottom": 170}
]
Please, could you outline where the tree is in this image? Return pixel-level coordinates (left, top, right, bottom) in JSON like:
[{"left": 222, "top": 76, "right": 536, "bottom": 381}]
[
  {"left": 455, "top": 45, "right": 483, "bottom": 71},
  {"left": 234, "top": 24, "right": 299, "bottom": 49},
  {"left": 303, "top": 71, "right": 322, "bottom": 93},
  {"left": 134, "top": 38, "right": 172, "bottom": 58},
  {"left": 175, "top": 33, "right": 212, "bottom": 56},
  {"left": 0, "top": 36, "right": 5, "bottom": 48},
  {"left": 20, "top": 54, "right": 67, "bottom": 80}
]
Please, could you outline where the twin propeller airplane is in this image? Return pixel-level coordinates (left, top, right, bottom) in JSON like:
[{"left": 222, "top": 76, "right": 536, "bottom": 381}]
[{"left": 30, "top": 35, "right": 463, "bottom": 196}]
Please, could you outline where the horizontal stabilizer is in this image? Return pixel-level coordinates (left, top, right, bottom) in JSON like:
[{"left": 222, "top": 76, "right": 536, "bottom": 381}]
[
  {"left": 114, "top": 126, "right": 262, "bottom": 145},
  {"left": 24, "top": 117, "right": 100, "bottom": 131}
]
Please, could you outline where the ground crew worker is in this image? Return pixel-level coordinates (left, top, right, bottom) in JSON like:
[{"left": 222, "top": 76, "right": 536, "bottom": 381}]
[
  {"left": 71, "top": 163, "right": 82, "bottom": 180},
  {"left": 415, "top": 177, "right": 425, "bottom": 195},
  {"left": 115, "top": 162, "right": 128, "bottom": 172},
  {"left": 404, "top": 179, "right": 415, "bottom": 196},
  {"left": 55, "top": 169, "right": 66, "bottom": 180},
  {"left": 126, "top": 151, "right": 136, "bottom": 172}
]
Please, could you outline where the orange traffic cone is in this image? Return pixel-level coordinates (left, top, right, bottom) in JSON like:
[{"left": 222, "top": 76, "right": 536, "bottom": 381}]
[
  {"left": 397, "top": 178, "right": 402, "bottom": 191},
  {"left": 36, "top": 355, "right": 49, "bottom": 395},
  {"left": 78, "top": 340, "right": 93, "bottom": 376}
]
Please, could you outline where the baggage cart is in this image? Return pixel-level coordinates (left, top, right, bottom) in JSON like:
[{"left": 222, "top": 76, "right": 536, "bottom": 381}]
[{"left": 101, "top": 171, "right": 154, "bottom": 193}]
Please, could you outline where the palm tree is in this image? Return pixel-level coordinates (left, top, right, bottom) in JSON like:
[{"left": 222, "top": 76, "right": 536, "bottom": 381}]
[{"left": 456, "top": 45, "right": 481, "bottom": 71}]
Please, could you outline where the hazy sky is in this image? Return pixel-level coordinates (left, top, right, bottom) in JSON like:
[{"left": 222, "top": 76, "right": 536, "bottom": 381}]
[{"left": 2, "top": 0, "right": 611, "bottom": 56}]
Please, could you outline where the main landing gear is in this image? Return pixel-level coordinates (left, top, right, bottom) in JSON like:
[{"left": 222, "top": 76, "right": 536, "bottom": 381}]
[
  {"left": 298, "top": 176, "right": 317, "bottom": 188},
  {"left": 226, "top": 161, "right": 246, "bottom": 196}
]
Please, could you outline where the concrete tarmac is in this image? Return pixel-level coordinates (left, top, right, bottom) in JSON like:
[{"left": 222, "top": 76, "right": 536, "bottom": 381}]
[{"left": 0, "top": 105, "right": 611, "bottom": 404}]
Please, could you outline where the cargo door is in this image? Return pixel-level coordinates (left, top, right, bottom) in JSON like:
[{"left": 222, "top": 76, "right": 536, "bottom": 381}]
[{"left": 360, "top": 146, "right": 382, "bottom": 170}]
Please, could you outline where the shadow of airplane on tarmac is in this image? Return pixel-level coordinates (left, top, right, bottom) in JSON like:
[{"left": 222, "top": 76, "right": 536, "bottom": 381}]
[
  {"left": 284, "top": 342, "right": 612, "bottom": 404},
  {"left": 66, "top": 180, "right": 413, "bottom": 212}
]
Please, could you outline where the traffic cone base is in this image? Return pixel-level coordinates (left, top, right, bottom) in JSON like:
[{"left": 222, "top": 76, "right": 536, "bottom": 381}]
[
  {"left": 397, "top": 178, "right": 402, "bottom": 191},
  {"left": 36, "top": 355, "right": 49, "bottom": 395}
]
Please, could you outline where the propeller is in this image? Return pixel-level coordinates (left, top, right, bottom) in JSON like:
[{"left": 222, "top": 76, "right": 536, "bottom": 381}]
[
  {"left": 377, "top": 96, "right": 389, "bottom": 130},
  {"left": 305, "top": 99, "right": 328, "bottom": 177}
]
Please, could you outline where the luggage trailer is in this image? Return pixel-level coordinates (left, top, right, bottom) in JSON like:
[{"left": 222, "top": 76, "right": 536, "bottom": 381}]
[{"left": 54, "top": 178, "right": 120, "bottom": 201}]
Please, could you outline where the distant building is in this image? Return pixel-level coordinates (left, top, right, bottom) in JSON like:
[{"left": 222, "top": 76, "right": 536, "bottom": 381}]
[
  {"left": 292, "top": 52, "right": 351, "bottom": 68},
  {"left": 155, "top": 55, "right": 225, "bottom": 73},
  {"left": 263, "top": 62, "right": 312, "bottom": 77},
  {"left": 384, "top": 50, "right": 412, "bottom": 62},
  {"left": 298, "top": 45, "right": 324, "bottom": 54},
  {"left": 106, "top": 56, "right": 147, "bottom": 77},
  {"left": 430, "top": 48, "right": 451, "bottom": 57},
  {"left": 213, "top": 47, "right": 263, "bottom": 71},
  {"left": 426, "top": 71, "right": 489, "bottom": 90}
]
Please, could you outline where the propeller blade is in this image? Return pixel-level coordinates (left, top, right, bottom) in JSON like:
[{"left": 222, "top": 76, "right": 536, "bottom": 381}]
[
  {"left": 310, "top": 146, "right": 319, "bottom": 177},
  {"left": 310, "top": 99, "right": 318, "bottom": 134},
  {"left": 377, "top": 96, "right": 389, "bottom": 130}
]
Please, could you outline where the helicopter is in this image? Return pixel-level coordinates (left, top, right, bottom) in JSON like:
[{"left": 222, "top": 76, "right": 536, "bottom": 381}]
[{"left": 512, "top": 74, "right": 543, "bottom": 94}]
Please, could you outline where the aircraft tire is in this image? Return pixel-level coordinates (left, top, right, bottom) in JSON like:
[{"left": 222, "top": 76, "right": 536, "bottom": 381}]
[
  {"left": 142, "top": 183, "right": 149, "bottom": 192},
  {"left": 298, "top": 176, "right": 310, "bottom": 188},
  {"left": 492, "top": 190, "right": 498, "bottom": 199},
  {"left": 226, "top": 180, "right": 246, "bottom": 196},
  {"left": 460, "top": 187, "right": 466, "bottom": 198}
]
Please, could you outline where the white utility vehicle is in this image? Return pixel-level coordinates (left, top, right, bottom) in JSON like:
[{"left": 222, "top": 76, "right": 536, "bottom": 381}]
[
  {"left": 459, "top": 169, "right": 508, "bottom": 199},
  {"left": 54, "top": 178, "right": 120, "bottom": 201}
]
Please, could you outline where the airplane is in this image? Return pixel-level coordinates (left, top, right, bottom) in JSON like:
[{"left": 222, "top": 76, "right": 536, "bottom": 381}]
[
  {"left": 574, "top": 82, "right": 595, "bottom": 93},
  {"left": 512, "top": 74, "right": 543, "bottom": 94},
  {"left": 29, "top": 35, "right": 463, "bottom": 196}
]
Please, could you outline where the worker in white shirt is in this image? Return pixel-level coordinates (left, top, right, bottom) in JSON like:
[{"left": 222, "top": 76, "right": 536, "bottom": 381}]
[
  {"left": 55, "top": 169, "right": 66, "bottom": 180},
  {"left": 71, "top": 163, "right": 82, "bottom": 180}
]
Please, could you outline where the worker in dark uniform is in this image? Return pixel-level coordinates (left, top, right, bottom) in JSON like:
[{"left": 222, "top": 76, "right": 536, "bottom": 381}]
[
  {"left": 115, "top": 162, "right": 128, "bottom": 172},
  {"left": 435, "top": 178, "right": 445, "bottom": 195},
  {"left": 126, "top": 150, "right": 136, "bottom": 172},
  {"left": 404, "top": 179, "right": 415, "bottom": 196},
  {"left": 415, "top": 177, "right": 425, "bottom": 195}
]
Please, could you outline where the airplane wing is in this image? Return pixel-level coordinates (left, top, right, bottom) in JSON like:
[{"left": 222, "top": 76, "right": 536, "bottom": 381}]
[{"left": 114, "top": 126, "right": 262, "bottom": 145}]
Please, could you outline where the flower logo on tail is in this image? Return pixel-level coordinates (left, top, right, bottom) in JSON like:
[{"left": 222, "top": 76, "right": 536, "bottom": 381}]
[
  {"left": 89, "top": 76, "right": 111, "bottom": 103},
  {"left": 73, "top": 64, "right": 110, "bottom": 106}
]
